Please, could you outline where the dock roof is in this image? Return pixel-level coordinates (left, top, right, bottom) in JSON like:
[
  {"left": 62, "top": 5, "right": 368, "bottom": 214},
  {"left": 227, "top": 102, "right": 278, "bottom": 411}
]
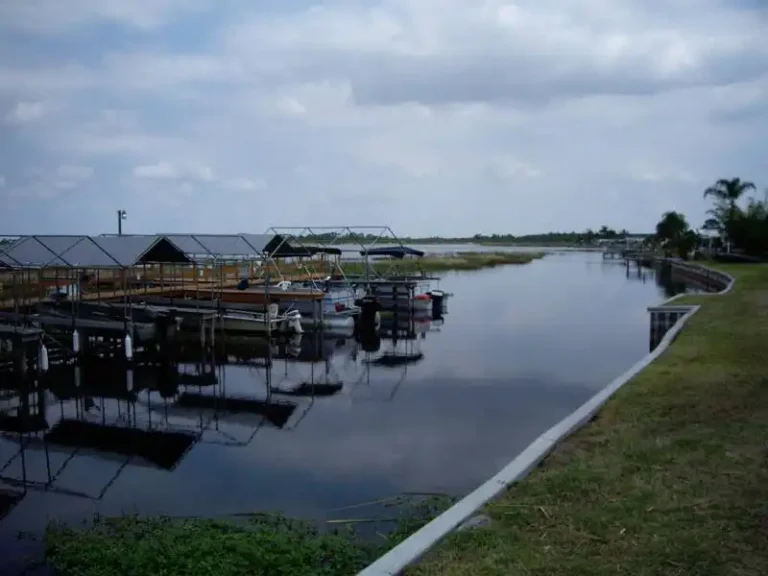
[
  {"left": 1, "top": 235, "right": 191, "bottom": 268},
  {"left": 159, "top": 233, "right": 295, "bottom": 260}
]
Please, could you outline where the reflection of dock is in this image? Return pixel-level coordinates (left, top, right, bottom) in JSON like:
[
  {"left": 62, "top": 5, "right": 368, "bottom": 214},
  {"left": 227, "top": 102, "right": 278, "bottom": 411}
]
[{"left": 0, "top": 333, "right": 346, "bottom": 501}]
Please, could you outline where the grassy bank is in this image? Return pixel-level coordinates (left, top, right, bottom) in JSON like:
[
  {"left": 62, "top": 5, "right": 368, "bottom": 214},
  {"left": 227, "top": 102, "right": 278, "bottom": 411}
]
[
  {"left": 411, "top": 263, "right": 768, "bottom": 575},
  {"left": 340, "top": 251, "right": 545, "bottom": 276},
  {"left": 44, "top": 497, "right": 452, "bottom": 576}
]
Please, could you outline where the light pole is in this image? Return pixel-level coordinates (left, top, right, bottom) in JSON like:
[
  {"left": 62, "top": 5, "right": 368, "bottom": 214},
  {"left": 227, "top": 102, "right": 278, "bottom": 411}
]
[{"left": 117, "top": 209, "right": 127, "bottom": 235}]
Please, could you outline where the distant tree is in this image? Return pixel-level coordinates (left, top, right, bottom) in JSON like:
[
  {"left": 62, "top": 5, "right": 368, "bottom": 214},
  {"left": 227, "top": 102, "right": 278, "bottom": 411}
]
[{"left": 655, "top": 211, "right": 696, "bottom": 258}]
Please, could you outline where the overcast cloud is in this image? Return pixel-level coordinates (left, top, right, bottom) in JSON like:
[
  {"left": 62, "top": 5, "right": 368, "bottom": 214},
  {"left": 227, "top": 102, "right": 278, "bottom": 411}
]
[{"left": 0, "top": 0, "right": 766, "bottom": 236}]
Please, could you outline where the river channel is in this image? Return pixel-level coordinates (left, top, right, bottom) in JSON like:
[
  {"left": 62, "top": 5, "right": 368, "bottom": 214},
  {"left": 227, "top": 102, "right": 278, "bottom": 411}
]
[{"left": 0, "top": 250, "right": 696, "bottom": 571}]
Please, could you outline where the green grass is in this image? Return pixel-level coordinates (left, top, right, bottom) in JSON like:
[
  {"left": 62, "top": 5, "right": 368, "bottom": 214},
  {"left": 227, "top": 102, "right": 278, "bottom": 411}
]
[
  {"left": 46, "top": 516, "right": 375, "bottom": 576},
  {"left": 410, "top": 263, "right": 768, "bottom": 575},
  {"left": 44, "top": 497, "right": 453, "bottom": 576},
  {"left": 340, "top": 252, "right": 545, "bottom": 276}
]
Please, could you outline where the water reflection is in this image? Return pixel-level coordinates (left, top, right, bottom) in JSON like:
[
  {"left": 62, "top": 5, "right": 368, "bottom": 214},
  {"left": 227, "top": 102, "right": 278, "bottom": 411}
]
[{"left": 0, "top": 311, "right": 435, "bottom": 516}]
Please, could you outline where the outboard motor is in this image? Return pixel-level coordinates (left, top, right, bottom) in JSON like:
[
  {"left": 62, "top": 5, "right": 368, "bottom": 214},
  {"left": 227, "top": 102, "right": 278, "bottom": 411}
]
[
  {"left": 359, "top": 295, "right": 381, "bottom": 327},
  {"left": 286, "top": 309, "right": 304, "bottom": 334},
  {"left": 236, "top": 278, "right": 249, "bottom": 291},
  {"left": 429, "top": 289, "right": 445, "bottom": 319},
  {"left": 358, "top": 329, "right": 381, "bottom": 353}
]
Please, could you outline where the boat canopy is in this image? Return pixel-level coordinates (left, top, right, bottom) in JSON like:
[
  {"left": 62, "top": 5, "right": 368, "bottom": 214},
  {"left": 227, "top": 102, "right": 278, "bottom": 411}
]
[
  {"left": 360, "top": 246, "right": 425, "bottom": 259},
  {"left": 276, "top": 245, "right": 343, "bottom": 258}
]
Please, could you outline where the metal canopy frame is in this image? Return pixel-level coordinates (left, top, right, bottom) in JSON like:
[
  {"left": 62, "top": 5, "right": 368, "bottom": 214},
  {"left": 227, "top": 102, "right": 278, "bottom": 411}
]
[
  {"left": 158, "top": 233, "right": 299, "bottom": 284},
  {"left": 266, "top": 226, "right": 410, "bottom": 284}
]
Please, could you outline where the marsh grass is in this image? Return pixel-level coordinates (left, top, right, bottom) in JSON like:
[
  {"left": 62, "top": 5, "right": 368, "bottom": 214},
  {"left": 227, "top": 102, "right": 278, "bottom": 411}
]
[
  {"left": 44, "top": 495, "right": 454, "bottom": 576},
  {"left": 341, "top": 251, "right": 545, "bottom": 276},
  {"left": 410, "top": 263, "right": 768, "bottom": 575}
]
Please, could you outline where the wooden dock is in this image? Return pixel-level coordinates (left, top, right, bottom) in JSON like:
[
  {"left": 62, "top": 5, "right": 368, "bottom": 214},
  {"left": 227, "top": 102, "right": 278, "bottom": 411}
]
[
  {"left": 0, "top": 283, "right": 243, "bottom": 311},
  {"left": 159, "top": 288, "right": 325, "bottom": 305}
]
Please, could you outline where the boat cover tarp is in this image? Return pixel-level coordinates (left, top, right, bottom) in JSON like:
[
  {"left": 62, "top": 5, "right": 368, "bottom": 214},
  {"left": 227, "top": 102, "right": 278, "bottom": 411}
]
[{"left": 360, "top": 246, "right": 425, "bottom": 259}]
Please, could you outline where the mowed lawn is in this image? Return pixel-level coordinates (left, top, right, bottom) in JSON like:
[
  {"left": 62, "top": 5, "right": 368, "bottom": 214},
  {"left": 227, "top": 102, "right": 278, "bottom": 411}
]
[{"left": 411, "top": 264, "right": 768, "bottom": 576}]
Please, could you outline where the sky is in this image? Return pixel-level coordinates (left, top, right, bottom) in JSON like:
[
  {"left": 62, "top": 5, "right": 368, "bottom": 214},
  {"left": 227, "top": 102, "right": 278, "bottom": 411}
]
[{"left": 0, "top": 0, "right": 767, "bottom": 238}]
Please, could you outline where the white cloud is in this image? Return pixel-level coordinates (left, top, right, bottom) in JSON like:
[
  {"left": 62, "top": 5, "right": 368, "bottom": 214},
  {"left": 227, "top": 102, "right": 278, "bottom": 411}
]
[
  {"left": 133, "top": 161, "right": 215, "bottom": 182},
  {"left": 1, "top": 0, "right": 767, "bottom": 235},
  {"left": 489, "top": 156, "right": 542, "bottom": 180},
  {"left": 4, "top": 101, "right": 46, "bottom": 124},
  {"left": 133, "top": 162, "right": 181, "bottom": 179},
  {"left": 57, "top": 165, "right": 94, "bottom": 180},
  {"left": 52, "top": 165, "right": 95, "bottom": 189},
  {"left": 224, "top": 177, "right": 267, "bottom": 191},
  {"left": 630, "top": 166, "right": 696, "bottom": 184},
  {"left": 275, "top": 96, "right": 306, "bottom": 117},
  {"left": 0, "top": 0, "right": 211, "bottom": 34}
]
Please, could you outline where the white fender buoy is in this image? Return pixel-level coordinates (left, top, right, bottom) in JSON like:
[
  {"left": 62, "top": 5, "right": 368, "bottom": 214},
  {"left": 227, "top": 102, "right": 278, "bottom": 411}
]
[
  {"left": 72, "top": 330, "right": 80, "bottom": 354},
  {"left": 125, "top": 333, "right": 133, "bottom": 360},
  {"left": 39, "top": 343, "right": 49, "bottom": 372}
]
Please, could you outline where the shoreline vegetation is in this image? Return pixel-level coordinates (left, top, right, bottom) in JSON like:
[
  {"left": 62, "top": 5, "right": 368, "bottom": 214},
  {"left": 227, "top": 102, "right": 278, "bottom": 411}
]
[
  {"left": 361, "top": 251, "right": 546, "bottom": 275},
  {"left": 44, "top": 497, "right": 453, "bottom": 576},
  {"left": 410, "top": 262, "right": 768, "bottom": 575},
  {"left": 290, "top": 227, "right": 643, "bottom": 249}
]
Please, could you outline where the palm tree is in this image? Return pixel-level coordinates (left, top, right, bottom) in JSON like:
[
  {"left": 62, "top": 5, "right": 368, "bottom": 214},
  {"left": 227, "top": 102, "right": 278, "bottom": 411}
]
[
  {"left": 703, "top": 178, "right": 756, "bottom": 253},
  {"left": 703, "top": 177, "right": 756, "bottom": 207}
]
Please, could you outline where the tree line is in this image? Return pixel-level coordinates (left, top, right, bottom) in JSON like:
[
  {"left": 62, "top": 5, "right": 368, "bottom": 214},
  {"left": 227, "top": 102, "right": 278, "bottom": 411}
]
[
  {"left": 652, "top": 178, "right": 768, "bottom": 260},
  {"left": 292, "top": 228, "right": 640, "bottom": 246}
]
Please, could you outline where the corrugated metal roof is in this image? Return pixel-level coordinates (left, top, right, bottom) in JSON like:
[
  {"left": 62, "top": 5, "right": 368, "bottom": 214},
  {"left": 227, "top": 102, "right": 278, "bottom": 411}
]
[
  {"left": 240, "top": 234, "right": 277, "bottom": 253},
  {"left": 0, "top": 242, "right": 20, "bottom": 269},
  {"left": 163, "top": 235, "right": 212, "bottom": 257},
  {"left": 56, "top": 237, "right": 122, "bottom": 267},
  {"left": 190, "top": 235, "right": 260, "bottom": 257},
  {"left": 88, "top": 235, "right": 165, "bottom": 267},
  {"left": 1, "top": 235, "right": 86, "bottom": 267},
  {"left": 160, "top": 234, "right": 278, "bottom": 258},
  {"left": 2, "top": 235, "right": 191, "bottom": 268}
]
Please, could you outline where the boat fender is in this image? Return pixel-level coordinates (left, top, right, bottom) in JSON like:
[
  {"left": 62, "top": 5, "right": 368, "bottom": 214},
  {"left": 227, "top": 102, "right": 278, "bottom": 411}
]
[
  {"left": 125, "top": 334, "right": 134, "bottom": 360},
  {"left": 38, "top": 343, "right": 49, "bottom": 372}
]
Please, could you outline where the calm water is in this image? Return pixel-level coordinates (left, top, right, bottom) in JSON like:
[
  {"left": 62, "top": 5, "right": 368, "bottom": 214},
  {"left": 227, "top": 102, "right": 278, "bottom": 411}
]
[{"left": 0, "top": 252, "right": 693, "bottom": 570}]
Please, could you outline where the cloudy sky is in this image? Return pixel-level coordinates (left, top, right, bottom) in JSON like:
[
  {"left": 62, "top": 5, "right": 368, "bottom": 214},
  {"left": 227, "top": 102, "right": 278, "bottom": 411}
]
[{"left": 1, "top": 0, "right": 766, "bottom": 237}]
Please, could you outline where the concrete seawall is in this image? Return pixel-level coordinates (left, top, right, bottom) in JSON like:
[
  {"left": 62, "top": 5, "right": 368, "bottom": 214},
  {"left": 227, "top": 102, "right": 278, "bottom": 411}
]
[
  {"left": 659, "top": 258, "right": 732, "bottom": 293},
  {"left": 357, "top": 261, "right": 735, "bottom": 576}
]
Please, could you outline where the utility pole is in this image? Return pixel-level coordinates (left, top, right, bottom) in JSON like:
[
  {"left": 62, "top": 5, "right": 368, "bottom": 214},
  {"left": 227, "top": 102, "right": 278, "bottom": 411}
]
[{"left": 117, "top": 209, "right": 127, "bottom": 235}]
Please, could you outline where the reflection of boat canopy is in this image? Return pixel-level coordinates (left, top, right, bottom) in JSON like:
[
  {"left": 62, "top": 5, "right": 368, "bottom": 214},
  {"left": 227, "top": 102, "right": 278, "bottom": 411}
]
[
  {"left": 174, "top": 393, "right": 297, "bottom": 428},
  {"left": 43, "top": 419, "right": 196, "bottom": 470},
  {"left": 0, "top": 412, "right": 49, "bottom": 433},
  {"left": 365, "top": 352, "right": 424, "bottom": 367},
  {"left": 271, "top": 380, "right": 343, "bottom": 397},
  {"left": 360, "top": 246, "right": 425, "bottom": 259}
]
